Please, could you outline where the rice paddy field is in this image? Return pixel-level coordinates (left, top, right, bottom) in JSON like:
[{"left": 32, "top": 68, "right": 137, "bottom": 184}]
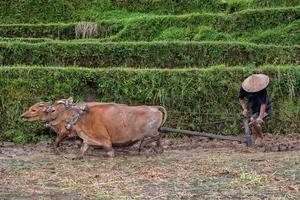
[{"left": 0, "top": 0, "right": 299, "bottom": 199}]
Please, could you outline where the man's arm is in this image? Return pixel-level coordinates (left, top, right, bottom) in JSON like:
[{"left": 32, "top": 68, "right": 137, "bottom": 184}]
[
  {"left": 257, "top": 103, "right": 266, "bottom": 123},
  {"left": 257, "top": 89, "right": 267, "bottom": 123},
  {"left": 239, "top": 98, "right": 248, "bottom": 116}
]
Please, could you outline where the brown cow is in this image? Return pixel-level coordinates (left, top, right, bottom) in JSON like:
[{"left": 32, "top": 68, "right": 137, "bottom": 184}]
[
  {"left": 47, "top": 99, "right": 167, "bottom": 158},
  {"left": 21, "top": 98, "right": 100, "bottom": 154},
  {"left": 21, "top": 101, "right": 53, "bottom": 122},
  {"left": 21, "top": 99, "right": 77, "bottom": 154}
]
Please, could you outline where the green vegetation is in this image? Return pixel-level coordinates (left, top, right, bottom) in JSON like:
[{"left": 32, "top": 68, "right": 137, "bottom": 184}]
[
  {"left": 0, "top": 22, "right": 123, "bottom": 40},
  {"left": 1, "top": 0, "right": 299, "bottom": 23},
  {"left": 0, "top": 41, "right": 298, "bottom": 67},
  {"left": 0, "top": 7, "right": 299, "bottom": 46},
  {"left": 0, "top": 65, "right": 299, "bottom": 143},
  {"left": 247, "top": 20, "right": 300, "bottom": 45},
  {"left": 0, "top": 1, "right": 299, "bottom": 143}
]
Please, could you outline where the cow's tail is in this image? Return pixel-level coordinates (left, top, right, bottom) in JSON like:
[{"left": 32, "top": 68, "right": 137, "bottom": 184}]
[{"left": 156, "top": 106, "right": 167, "bottom": 128}]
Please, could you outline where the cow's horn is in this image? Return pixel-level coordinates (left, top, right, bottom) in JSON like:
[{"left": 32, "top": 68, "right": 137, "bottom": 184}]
[
  {"left": 67, "top": 97, "right": 74, "bottom": 103},
  {"left": 56, "top": 100, "right": 66, "bottom": 104}
]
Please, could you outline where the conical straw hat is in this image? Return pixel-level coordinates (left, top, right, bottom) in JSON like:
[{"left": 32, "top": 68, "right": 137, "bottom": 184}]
[{"left": 242, "top": 74, "right": 270, "bottom": 92}]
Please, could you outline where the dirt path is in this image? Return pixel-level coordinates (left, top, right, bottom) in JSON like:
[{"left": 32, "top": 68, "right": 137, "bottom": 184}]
[{"left": 0, "top": 134, "right": 299, "bottom": 199}]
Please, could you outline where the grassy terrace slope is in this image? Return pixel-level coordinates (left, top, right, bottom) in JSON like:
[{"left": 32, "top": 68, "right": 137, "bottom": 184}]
[
  {"left": 1, "top": 0, "right": 299, "bottom": 23},
  {"left": 0, "top": 66, "right": 299, "bottom": 143},
  {"left": 0, "top": 41, "right": 298, "bottom": 67},
  {"left": 0, "top": 7, "right": 299, "bottom": 46},
  {"left": 0, "top": 6, "right": 298, "bottom": 68},
  {"left": 0, "top": 1, "right": 299, "bottom": 142}
]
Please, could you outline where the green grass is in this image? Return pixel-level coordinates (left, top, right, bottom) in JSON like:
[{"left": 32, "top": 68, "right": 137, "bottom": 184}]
[{"left": 246, "top": 20, "right": 300, "bottom": 45}]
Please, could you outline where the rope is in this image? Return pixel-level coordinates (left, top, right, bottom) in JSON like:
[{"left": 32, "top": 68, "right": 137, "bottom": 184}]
[{"left": 65, "top": 104, "right": 89, "bottom": 130}]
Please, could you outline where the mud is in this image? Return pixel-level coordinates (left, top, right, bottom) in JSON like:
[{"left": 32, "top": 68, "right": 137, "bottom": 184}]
[
  {"left": 0, "top": 133, "right": 299, "bottom": 159},
  {"left": 0, "top": 134, "right": 299, "bottom": 199}
]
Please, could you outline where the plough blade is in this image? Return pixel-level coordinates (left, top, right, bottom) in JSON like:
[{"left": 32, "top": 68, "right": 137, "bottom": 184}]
[{"left": 242, "top": 117, "right": 253, "bottom": 146}]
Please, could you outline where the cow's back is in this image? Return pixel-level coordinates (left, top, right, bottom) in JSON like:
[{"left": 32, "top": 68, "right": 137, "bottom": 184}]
[
  {"left": 78, "top": 104, "right": 163, "bottom": 145},
  {"left": 104, "top": 105, "right": 163, "bottom": 144}
]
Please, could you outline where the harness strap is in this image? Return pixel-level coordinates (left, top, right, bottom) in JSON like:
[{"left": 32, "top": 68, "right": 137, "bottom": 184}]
[{"left": 65, "top": 104, "right": 89, "bottom": 130}]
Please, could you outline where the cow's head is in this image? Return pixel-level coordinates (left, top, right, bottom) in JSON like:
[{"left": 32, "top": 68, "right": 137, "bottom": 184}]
[
  {"left": 21, "top": 101, "right": 53, "bottom": 121},
  {"left": 46, "top": 97, "right": 74, "bottom": 120}
]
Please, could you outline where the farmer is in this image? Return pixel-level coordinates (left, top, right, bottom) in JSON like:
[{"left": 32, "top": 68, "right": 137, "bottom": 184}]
[{"left": 238, "top": 74, "right": 271, "bottom": 145}]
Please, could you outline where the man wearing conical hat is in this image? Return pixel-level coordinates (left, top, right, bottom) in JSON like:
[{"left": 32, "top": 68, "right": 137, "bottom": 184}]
[{"left": 239, "top": 74, "right": 271, "bottom": 146}]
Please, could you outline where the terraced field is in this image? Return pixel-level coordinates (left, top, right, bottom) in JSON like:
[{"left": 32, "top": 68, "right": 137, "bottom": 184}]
[
  {"left": 0, "top": 1, "right": 299, "bottom": 199},
  {"left": 0, "top": 0, "right": 299, "bottom": 143}
]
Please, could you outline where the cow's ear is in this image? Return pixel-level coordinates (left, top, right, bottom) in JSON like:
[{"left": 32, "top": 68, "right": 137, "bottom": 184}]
[{"left": 39, "top": 104, "right": 49, "bottom": 112}]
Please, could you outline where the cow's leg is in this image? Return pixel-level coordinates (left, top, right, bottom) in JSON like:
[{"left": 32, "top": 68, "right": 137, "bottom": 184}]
[
  {"left": 138, "top": 136, "right": 154, "bottom": 153},
  {"left": 154, "top": 133, "right": 164, "bottom": 154},
  {"left": 54, "top": 132, "right": 68, "bottom": 155},
  {"left": 73, "top": 141, "right": 89, "bottom": 160},
  {"left": 80, "top": 142, "right": 89, "bottom": 157},
  {"left": 138, "top": 137, "right": 145, "bottom": 153},
  {"left": 139, "top": 134, "right": 163, "bottom": 154},
  {"left": 102, "top": 140, "right": 114, "bottom": 157}
]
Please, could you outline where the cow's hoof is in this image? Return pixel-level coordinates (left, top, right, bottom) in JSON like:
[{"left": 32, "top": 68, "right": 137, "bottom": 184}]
[
  {"left": 72, "top": 156, "right": 83, "bottom": 160},
  {"left": 107, "top": 151, "right": 115, "bottom": 157},
  {"left": 144, "top": 148, "right": 153, "bottom": 156},
  {"left": 54, "top": 149, "right": 61, "bottom": 155},
  {"left": 138, "top": 150, "right": 143, "bottom": 155},
  {"left": 157, "top": 148, "right": 164, "bottom": 154},
  {"left": 154, "top": 147, "right": 164, "bottom": 154}
]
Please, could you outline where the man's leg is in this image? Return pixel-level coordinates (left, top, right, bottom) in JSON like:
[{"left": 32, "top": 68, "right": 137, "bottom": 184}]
[
  {"left": 253, "top": 122, "right": 263, "bottom": 146},
  {"left": 251, "top": 112, "right": 268, "bottom": 146}
]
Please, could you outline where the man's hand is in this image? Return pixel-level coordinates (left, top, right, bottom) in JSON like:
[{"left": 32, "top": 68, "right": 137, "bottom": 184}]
[
  {"left": 242, "top": 109, "right": 248, "bottom": 117},
  {"left": 249, "top": 117, "right": 263, "bottom": 126},
  {"left": 256, "top": 117, "right": 264, "bottom": 124}
]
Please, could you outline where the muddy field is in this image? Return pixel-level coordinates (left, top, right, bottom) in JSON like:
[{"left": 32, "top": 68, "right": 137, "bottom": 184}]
[{"left": 0, "top": 134, "right": 299, "bottom": 200}]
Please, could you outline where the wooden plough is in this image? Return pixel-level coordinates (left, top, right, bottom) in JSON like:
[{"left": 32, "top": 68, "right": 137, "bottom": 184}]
[{"left": 160, "top": 117, "right": 253, "bottom": 146}]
